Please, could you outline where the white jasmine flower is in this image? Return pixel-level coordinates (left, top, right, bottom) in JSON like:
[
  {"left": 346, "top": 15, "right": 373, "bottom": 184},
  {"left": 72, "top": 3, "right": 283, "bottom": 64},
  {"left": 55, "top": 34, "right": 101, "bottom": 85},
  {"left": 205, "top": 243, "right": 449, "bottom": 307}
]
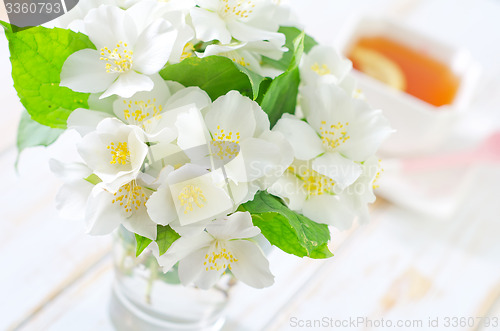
[
  {"left": 86, "top": 175, "right": 158, "bottom": 239},
  {"left": 61, "top": 3, "right": 178, "bottom": 98},
  {"left": 300, "top": 45, "right": 352, "bottom": 87},
  {"left": 77, "top": 118, "right": 149, "bottom": 191},
  {"left": 146, "top": 163, "right": 237, "bottom": 227},
  {"left": 67, "top": 76, "right": 211, "bottom": 143},
  {"left": 274, "top": 84, "right": 392, "bottom": 190},
  {"left": 110, "top": 77, "right": 210, "bottom": 142},
  {"left": 269, "top": 156, "right": 382, "bottom": 230},
  {"left": 49, "top": 159, "right": 94, "bottom": 221},
  {"left": 176, "top": 91, "right": 293, "bottom": 199},
  {"left": 126, "top": 0, "right": 196, "bottom": 64},
  {"left": 190, "top": 0, "right": 285, "bottom": 50},
  {"left": 49, "top": 159, "right": 160, "bottom": 239},
  {"left": 154, "top": 211, "right": 274, "bottom": 289}
]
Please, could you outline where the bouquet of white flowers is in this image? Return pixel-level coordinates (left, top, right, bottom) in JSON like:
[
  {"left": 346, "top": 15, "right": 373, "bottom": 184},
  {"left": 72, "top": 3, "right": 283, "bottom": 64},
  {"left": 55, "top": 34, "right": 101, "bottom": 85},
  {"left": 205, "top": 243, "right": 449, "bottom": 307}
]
[{"left": 1, "top": 0, "right": 392, "bottom": 291}]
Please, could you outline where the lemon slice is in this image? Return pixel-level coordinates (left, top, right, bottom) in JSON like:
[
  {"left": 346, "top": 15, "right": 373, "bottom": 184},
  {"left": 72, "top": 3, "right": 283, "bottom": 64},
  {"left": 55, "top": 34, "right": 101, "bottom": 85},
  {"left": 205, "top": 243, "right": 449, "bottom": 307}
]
[{"left": 350, "top": 46, "right": 407, "bottom": 91}]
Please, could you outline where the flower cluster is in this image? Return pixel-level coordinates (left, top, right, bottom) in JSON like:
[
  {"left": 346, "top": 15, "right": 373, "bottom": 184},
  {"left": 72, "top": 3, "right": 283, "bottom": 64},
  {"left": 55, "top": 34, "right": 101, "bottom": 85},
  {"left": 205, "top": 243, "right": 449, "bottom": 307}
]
[
  {"left": 10, "top": 0, "right": 393, "bottom": 289},
  {"left": 270, "top": 45, "right": 393, "bottom": 230}
]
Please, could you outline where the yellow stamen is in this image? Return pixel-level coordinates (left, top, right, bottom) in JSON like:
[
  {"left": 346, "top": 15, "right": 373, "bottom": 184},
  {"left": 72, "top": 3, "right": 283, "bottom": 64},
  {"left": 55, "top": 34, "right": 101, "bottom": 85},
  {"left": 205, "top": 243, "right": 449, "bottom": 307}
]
[
  {"left": 100, "top": 41, "right": 133, "bottom": 73},
  {"left": 178, "top": 185, "right": 207, "bottom": 214}
]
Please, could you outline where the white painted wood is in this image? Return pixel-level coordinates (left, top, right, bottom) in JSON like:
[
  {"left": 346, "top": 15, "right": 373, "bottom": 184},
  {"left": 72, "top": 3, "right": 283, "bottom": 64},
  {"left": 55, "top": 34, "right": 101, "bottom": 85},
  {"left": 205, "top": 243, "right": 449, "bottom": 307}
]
[
  {"left": 17, "top": 230, "right": 356, "bottom": 331},
  {"left": 0, "top": 29, "right": 23, "bottom": 153},
  {"left": 0, "top": 144, "right": 111, "bottom": 330},
  {"left": 266, "top": 165, "right": 500, "bottom": 331}
]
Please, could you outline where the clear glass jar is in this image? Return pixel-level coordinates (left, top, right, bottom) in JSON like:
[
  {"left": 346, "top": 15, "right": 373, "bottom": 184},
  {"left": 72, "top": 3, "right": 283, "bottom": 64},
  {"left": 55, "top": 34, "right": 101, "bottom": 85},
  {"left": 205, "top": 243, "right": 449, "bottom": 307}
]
[{"left": 109, "top": 226, "right": 236, "bottom": 331}]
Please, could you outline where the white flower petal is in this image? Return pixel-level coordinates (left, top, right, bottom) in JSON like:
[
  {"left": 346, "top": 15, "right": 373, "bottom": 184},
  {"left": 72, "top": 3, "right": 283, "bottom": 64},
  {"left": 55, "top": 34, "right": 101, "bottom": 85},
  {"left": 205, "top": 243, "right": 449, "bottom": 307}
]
[
  {"left": 272, "top": 114, "right": 324, "bottom": 161},
  {"left": 338, "top": 104, "right": 394, "bottom": 161},
  {"left": 67, "top": 108, "right": 112, "bottom": 136},
  {"left": 190, "top": 7, "right": 231, "bottom": 44},
  {"left": 226, "top": 19, "right": 285, "bottom": 45},
  {"left": 177, "top": 248, "right": 208, "bottom": 286},
  {"left": 84, "top": 5, "right": 138, "bottom": 49},
  {"left": 175, "top": 107, "right": 211, "bottom": 151},
  {"left": 85, "top": 185, "right": 123, "bottom": 235},
  {"left": 229, "top": 137, "right": 281, "bottom": 182},
  {"left": 312, "top": 152, "right": 362, "bottom": 190},
  {"left": 163, "top": 11, "right": 196, "bottom": 64},
  {"left": 193, "top": 264, "right": 225, "bottom": 290},
  {"left": 101, "top": 71, "right": 154, "bottom": 99},
  {"left": 55, "top": 180, "right": 93, "bottom": 221},
  {"left": 302, "top": 194, "right": 355, "bottom": 230},
  {"left": 113, "top": 74, "right": 171, "bottom": 122},
  {"left": 300, "top": 45, "right": 352, "bottom": 86},
  {"left": 205, "top": 91, "right": 257, "bottom": 140},
  {"left": 49, "top": 159, "right": 92, "bottom": 182},
  {"left": 195, "top": 0, "right": 219, "bottom": 11},
  {"left": 206, "top": 212, "right": 260, "bottom": 240},
  {"left": 125, "top": 0, "right": 160, "bottom": 32},
  {"left": 169, "top": 218, "right": 209, "bottom": 237},
  {"left": 146, "top": 182, "right": 178, "bottom": 226},
  {"left": 133, "top": 19, "right": 177, "bottom": 75},
  {"left": 253, "top": 130, "right": 294, "bottom": 189},
  {"left": 164, "top": 87, "right": 212, "bottom": 112},
  {"left": 228, "top": 240, "right": 274, "bottom": 289},
  {"left": 60, "top": 49, "right": 118, "bottom": 93},
  {"left": 168, "top": 168, "right": 235, "bottom": 226},
  {"left": 122, "top": 208, "right": 158, "bottom": 240},
  {"left": 77, "top": 118, "right": 148, "bottom": 191},
  {"left": 155, "top": 231, "right": 213, "bottom": 272},
  {"left": 267, "top": 172, "right": 307, "bottom": 211}
]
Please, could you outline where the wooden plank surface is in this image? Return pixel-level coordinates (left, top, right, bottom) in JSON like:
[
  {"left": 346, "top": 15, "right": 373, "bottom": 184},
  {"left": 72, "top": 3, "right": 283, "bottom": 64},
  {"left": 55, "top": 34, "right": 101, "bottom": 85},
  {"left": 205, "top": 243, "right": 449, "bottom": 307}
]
[
  {"left": 266, "top": 165, "right": 500, "bottom": 331},
  {"left": 1, "top": 30, "right": 111, "bottom": 331}
]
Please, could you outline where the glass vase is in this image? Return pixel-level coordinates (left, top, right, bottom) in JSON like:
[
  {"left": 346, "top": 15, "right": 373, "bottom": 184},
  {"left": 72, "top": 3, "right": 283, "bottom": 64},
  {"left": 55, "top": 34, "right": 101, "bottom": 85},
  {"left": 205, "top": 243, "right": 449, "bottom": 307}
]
[{"left": 109, "top": 226, "right": 236, "bottom": 331}]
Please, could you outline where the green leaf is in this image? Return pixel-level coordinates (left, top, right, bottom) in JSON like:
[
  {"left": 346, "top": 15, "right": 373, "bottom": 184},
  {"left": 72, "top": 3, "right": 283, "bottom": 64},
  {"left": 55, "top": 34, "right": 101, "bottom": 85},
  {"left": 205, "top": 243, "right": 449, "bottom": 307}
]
[
  {"left": 289, "top": 31, "right": 305, "bottom": 70},
  {"left": 255, "top": 77, "right": 272, "bottom": 105},
  {"left": 260, "top": 68, "right": 300, "bottom": 127},
  {"left": 84, "top": 174, "right": 102, "bottom": 185},
  {"left": 0, "top": 20, "right": 13, "bottom": 33},
  {"left": 156, "top": 225, "right": 181, "bottom": 256},
  {"left": 262, "top": 26, "right": 318, "bottom": 71},
  {"left": 160, "top": 56, "right": 254, "bottom": 100},
  {"left": 234, "top": 63, "right": 265, "bottom": 100},
  {"left": 135, "top": 234, "right": 153, "bottom": 257},
  {"left": 259, "top": 32, "right": 306, "bottom": 127},
  {"left": 241, "top": 191, "right": 333, "bottom": 259},
  {"left": 4, "top": 25, "right": 95, "bottom": 128},
  {"left": 16, "top": 109, "right": 64, "bottom": 166}
]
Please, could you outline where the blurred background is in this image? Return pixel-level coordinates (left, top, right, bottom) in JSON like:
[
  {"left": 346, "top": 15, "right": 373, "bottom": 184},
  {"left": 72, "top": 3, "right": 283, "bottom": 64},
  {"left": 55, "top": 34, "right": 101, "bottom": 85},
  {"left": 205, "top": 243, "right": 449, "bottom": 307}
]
[{"left": 1, "top": 0, "right": 500, "bottom": 330}]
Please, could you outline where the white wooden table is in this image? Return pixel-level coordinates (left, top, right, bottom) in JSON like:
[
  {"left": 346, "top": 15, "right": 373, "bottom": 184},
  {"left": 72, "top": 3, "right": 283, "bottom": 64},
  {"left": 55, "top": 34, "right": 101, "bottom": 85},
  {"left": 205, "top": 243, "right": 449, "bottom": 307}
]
[{"left": 2, "top": 0, "right": 500, "bottom": 330}]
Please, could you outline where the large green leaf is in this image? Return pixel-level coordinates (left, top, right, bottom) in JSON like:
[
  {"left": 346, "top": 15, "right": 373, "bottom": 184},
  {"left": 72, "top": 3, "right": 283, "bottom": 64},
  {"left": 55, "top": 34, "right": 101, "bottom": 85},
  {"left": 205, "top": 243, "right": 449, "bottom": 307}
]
[
  {"left": 262, "top": 26, "right": 318, "bottom": 71},
  {"left": 4, "top": 25, "right": 95, "bottom": 128},
  {"left": 259, "top": 32, "right": 306, "bottom": 127},
  {"left": 16, "top": 109, "right": 64, "bottom": 166},
  {"left": 160, "top": 56, "right": 254, "bottom": 100},
  {"left": 241, "top": 191, "right": 333, "bottom": 259}
]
